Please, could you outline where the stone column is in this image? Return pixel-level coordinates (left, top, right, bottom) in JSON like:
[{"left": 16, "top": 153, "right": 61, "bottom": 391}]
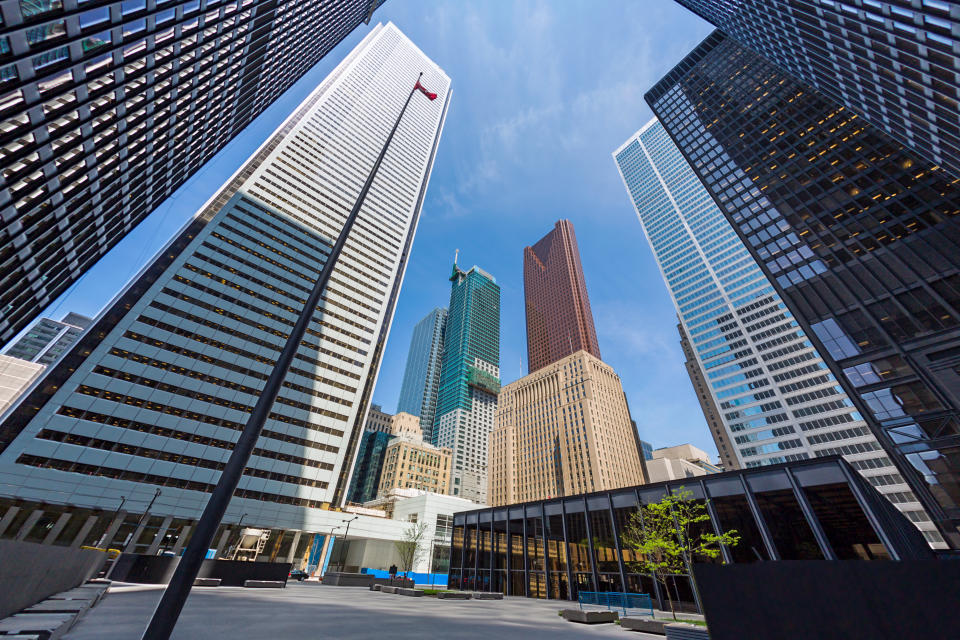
[
  {"left": 14, "top": 509, "right": 43, "bottom": 541},
  {"left": 285, "top": 531, "right": 302, "bottom": 564},
  {"left": 0, "top": 506, "right": 20, "bottom": 537},
  {"left": 146, "top": 516, "right": 173, "bottom": 555}
]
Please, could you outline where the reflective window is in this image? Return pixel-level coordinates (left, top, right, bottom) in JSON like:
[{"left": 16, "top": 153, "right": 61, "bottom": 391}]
[
  {"left": 748, "top": 473, "right": 823, "bottom": 560},
  {"left": 803, "top": 482, "right": 890, "bottom": 560}
]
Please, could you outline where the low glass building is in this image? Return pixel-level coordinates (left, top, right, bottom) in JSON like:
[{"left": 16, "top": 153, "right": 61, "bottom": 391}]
[{"left": 449, "top": 457, "right": 932, "bottom": 609}]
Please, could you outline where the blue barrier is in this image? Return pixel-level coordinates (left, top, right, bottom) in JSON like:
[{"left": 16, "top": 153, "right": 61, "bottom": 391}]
[
  {"left": 578, "top": 591, "right": 654, "bottom": 617},
  {"left": 360, "top": 568, "right": 447, "bottom": 586}
]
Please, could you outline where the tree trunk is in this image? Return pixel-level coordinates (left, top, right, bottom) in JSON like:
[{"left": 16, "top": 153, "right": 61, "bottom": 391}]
[{"left": 659, "top": 573, "right": 677, "bottom": 620}]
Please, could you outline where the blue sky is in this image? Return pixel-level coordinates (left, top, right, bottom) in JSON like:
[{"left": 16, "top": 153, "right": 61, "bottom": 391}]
[{"left": 26, "top": 1, "right": 717, "bottom": 456}]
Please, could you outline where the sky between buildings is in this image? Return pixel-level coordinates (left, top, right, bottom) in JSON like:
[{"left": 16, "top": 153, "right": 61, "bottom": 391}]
[{"left": 24, "top": 1, "right": 716, "bottom": 456}]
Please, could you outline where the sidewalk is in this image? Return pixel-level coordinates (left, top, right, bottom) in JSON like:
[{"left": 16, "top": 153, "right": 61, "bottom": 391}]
[{"left": 64, "top": 582, "right": 673, "bottom": 639}]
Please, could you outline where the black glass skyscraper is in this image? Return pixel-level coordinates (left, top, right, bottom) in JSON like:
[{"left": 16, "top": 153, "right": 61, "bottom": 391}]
[
  {"left": 674, "top": 0, "right": 960, "bottom": 180},
  {"left": 0, "top": 0, "right": 385, "bottom": 345},
  {"left": 647, "top": 31, "right": 960, "bottom": 548}
]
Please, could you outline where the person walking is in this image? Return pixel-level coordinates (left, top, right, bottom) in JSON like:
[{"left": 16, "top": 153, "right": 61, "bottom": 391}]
[{"left": 389, "top": 563, "right": 398, "bottom": 584}]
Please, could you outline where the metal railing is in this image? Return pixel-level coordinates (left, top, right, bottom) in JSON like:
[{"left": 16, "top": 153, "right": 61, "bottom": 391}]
[{"left": 577, "top": 591, "right": 654, "bottom": 617}]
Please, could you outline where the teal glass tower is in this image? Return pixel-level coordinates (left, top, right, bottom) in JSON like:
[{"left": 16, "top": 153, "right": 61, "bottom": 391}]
[
  {"left": 345, "top": 430, "right": 395, "bottom": 504},
  {"left": 397, "top": 308, "right": 447, "bottom": 443},
  {"left": 435, "top": 263, "right": 501, "bottom": 503}
]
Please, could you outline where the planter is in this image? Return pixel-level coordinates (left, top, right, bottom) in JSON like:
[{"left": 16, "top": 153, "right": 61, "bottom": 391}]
[
  {"left": 472, "top": 592, "right": 503, "bottom": 600},
  {"left": 665, "top": 623, "right": 710, "bottom": 639},
  {"left": 397, "top": 588, "right": 423, "bottom": 597},
  {"left": 437, "top": 592, "right": 472, "bottom": 599},
  {"left": 560, "top": 609, "right": 619, "bottom": 624},
  {"left": 621, "top": 617, "right": 668, "bottom": 634}
]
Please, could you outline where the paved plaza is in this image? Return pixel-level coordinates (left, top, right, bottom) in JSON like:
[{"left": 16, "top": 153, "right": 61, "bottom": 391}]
[{"left": 63, "top": 582, "right": 669, "bottom": 639}]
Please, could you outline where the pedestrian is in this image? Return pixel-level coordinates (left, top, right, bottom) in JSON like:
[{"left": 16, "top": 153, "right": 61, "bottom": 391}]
[{"left": 389, "top": 563, "right": 398, "bottom": 584}]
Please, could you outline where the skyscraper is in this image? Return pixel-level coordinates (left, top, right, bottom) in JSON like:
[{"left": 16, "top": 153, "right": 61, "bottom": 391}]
[
  {"left": 397, "top": 307, "right": 447, "bottom": 442},
  {"left": 678, "top": 320, "right": 737, "bottom": 470},
  {"left": 524, "top": 220, "right": 601, "bottom": 373},
  {"left": 0, "top": 23, "right": 450, "bottom": 548},
  {"left": 0, "top": 0, "right": 386, "bottom": 345},
  {"left": 614, "top": 117, "right": 942, "bottom": 546},
  {"left": 434, "top": 263, "right": 500, "bottom": 503},
  {"left": 489, "top": 350, "right": 646, "bottom": 507},
  {"left": 645, "top": 31, "right": 960, "bottom": 547},
  {"left": 345, "top": 430, "right": 394, "bottom": 505},
  {"left": 4, "top": 313, "right": 91, "bottom": 365},
  {"left": 674, "top": 0, "right": 960, "bottom": 179}
]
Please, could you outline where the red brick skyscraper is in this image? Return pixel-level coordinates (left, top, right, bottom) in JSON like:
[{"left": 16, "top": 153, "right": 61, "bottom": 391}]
[{"left": 524, "top": 220, "right": 601, "bottom": 373}]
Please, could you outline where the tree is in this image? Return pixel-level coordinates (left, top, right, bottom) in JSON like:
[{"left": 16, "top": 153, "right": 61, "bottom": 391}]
[
  {"left": 620, "top": 487, "right": 740, "bottom": 620},
  {"left": 394, "top": 521, "right": 428, "bottom": 579}
]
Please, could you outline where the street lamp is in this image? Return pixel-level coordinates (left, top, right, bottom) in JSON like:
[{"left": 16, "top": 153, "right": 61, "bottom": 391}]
[{"left": 339, "top": 517, "right": 359, "bottom": 572}]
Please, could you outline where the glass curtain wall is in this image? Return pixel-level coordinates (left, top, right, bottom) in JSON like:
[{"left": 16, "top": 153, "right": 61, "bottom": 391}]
[{"left": 449, "top": 459, "right": 931, "bottom": 603}]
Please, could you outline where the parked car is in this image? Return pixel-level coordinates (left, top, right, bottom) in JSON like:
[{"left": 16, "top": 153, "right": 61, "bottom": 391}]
[{"left": 289, "top": 569, "right": 309, "bottom": 582}]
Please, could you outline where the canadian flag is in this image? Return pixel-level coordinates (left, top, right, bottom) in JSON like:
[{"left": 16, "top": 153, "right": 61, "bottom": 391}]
[{"left": 414, "top": 80, "right": 437, "bottom": 101}]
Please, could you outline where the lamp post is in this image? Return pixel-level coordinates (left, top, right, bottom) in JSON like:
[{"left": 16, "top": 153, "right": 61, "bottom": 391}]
[
  {"left": 140, "top": 73, "right": 438, "bottom": 640},
  {"left": 339, "top": 516, "right": 359, "bottom": 572}
]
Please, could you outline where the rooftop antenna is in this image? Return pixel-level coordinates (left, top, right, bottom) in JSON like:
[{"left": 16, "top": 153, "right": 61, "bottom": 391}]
[{"left": 454, "top": 248, "right": 459, "bottom": 266}]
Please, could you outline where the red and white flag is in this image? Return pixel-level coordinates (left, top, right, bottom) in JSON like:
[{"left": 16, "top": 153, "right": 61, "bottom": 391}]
[{"left": 414, "top": 80, "right": 437, "bottom": 101}]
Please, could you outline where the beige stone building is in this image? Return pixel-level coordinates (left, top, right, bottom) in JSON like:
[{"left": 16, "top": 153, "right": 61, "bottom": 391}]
[
  {"left": 390, "top": 412, "right": 423, "bottom": 439},
  {"left": 377, "top": 437, "right": 451, "bottom": 497},
  {"left": 364, "top": 404, "right": 394, "bottom": 434},
  {"left": 0, "top": 355, "right": 45, "bottom": 416},
  {"left": 646, "top": 444, "right": 722, "bottom": 483},
  {"left": 488, "top": 350, "right": 646, "bottom": 506}
]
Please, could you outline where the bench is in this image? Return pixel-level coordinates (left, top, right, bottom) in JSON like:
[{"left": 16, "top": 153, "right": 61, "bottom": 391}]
[
  {"left": 243, "top": 580, "right": 284, "bottom": 588},
  {"left": 193, "top": 578, "right": 221, "bottom": 587}
]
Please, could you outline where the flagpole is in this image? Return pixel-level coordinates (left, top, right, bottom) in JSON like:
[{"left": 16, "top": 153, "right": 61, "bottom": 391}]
[{"left": 141, "top": 72, "right": 430, "bottom": 640}]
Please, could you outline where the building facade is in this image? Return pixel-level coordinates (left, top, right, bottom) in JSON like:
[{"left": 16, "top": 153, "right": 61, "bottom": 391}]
[
  {"left": 646, "top": 30, "right": 960, "bottom": 548},
  {"left": 345, "top": 430, "right": 394, "bottom": 505},
  {"left": 0, "top": 355, "right": 44, "bottom": 416},
  {"left": 0, "top": 23, "right": 451, "bottom": 552},
  {"left": 0, "top": 0, "right": 386, "bottom": 346},
  {"left": 524, "top": 220, "right": 601, "bottom": 373},
  {"left": 364, "top": 404, "right": 393, "bottom": 435},
  {"left": 614, "top": 117, "right": 941, "bottom": 546},
  {"left": 451, "top": 457, "right": 933, "bottom": 603},
  {"left": 390, "top": 411, "right": 422, "bottom": 439},
  {"left": 4, "top": 313, "right": 90, "bottom": 365},
  {"left": 396, "top": 307, "right": 447, "bottom": 442},
  {"left": 674, "top": 0, "right": 960, "bottom": 180},
  {"left": 678, "top": 320, "right": 737, "bottom": 470},
  {"left": 489, "top": 350, "right": 646, "bottom": 507},
  {"left": 434, "top": 263, "right": 500, "bottom": 503},
  {"left": 646, "top": 443, "right": 720, "bottom": 483},
  {"left": 377, "top": 437, "right": 451, "bottom": 497}
]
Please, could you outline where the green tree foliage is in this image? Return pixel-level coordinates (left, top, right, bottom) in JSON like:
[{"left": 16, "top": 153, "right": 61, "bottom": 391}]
[
  {"left": 620, "top": 488, "right": 740, "bottom": 620},
  {"left": 394, "top": 521, "right": 429, "bottom": 578}
]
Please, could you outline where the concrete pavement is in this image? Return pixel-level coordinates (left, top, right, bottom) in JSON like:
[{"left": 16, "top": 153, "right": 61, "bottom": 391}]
[{"left": 64, "top": 582, "right": 668, "bottom": 639}]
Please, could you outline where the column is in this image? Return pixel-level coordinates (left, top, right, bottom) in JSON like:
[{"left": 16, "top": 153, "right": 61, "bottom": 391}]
[
  {"left": 0, "top": 506, "right": 20, "bottom": 537},
  {"left": 286, "top": 531, "right": 302, "bottom": 564},
  {"left": 172, "top": 525, "right": 191, "bottom": 555},
  {"left": 146, "top": 516, "right": 173, "bottom": 555},
  {"left": 14, "top": 509, "right": 43, "bottom": 541},
  {"left": 70, "top": 515, "right": 99, "bottom": 547},
  {"left": 42, "top": 512, "right": 72, "bottom": 545}
]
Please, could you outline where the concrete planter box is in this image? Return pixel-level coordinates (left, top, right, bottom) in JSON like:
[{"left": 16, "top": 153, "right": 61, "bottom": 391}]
[
  {"left": 380, "top": 586, "right": 399, "bottom": 594},
  {"left": 472, "top": 592, "right": 503, "bottom": 600},
  {"left": 243, "top": 580, "right": 284, "bottom": 589},
  {"left": 437, "top": 592, "right": 472, "bottom": 600},
  {"left": 0, "top": 613, "right": 77, "bottom": 640},
  {"left": 621, "top": 618, "right": 668, "bottom": 634},
  {"left": 194, "top": 578, "right": 221, "bottom": 587},
  {"left": 322, "top": 572, "right": 373, "bottom": 587},
  {"left": 397, "top": 588, "right": 423, "bottom": 597},
  {"left": 369, "top": 584, "right": 382, "bottom": 591},
  {"left": 560, "top": 609, "right": 619, "bottom": 624},
  {"left": 665, "top": 623, "right": 710, "bottom": 639}
]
